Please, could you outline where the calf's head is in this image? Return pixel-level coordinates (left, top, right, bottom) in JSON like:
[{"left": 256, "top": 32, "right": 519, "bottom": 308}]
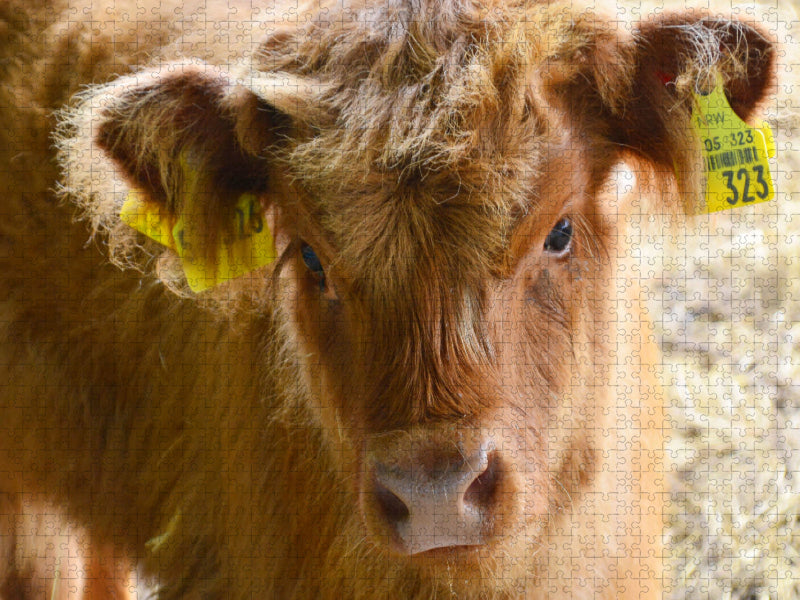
[{"left": 60, "top": 0, "right": 775, "bottom": 581}]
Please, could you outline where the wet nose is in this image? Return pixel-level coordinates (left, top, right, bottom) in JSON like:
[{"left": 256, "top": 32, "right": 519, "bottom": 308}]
[{"left": 366, "top": 436, "right": 500, "bottom": 554}]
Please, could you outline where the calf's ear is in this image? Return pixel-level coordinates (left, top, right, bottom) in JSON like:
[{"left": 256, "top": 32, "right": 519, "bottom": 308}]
[
  {"left": 57, "top": 63, "right": 301, "bottom": 294},
  {"left": 556, "top": 12, "right": 776, "bottom": 210}
]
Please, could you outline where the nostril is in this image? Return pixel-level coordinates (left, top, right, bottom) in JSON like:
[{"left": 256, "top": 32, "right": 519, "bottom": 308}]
[
  {"left": 373, "top": 479, "right": 410, "bottom": 525},
  {"left": 366, "top": 442, "right": 503, "bottom": 554},
  {"left": 463, "top": 452, "right": 499, "bottom": 509}
]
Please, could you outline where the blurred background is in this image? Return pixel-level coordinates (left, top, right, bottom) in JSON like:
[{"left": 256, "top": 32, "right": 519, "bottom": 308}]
[{"left": 614, "top": 0, "right": 800, "bottom": 597}]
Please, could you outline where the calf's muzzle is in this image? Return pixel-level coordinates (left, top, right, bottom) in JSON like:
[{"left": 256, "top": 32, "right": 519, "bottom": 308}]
[{"left": 364, "top": 428, "right": 501, "bottom": 555}]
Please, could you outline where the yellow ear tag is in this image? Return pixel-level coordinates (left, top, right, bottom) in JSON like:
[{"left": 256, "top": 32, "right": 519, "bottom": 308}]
[
  {"left": 120, "top": 190, "right": 276, "bottom": 293},
  {"left": 120, "top": 189, "right": 178, "bottom": 251},
  {"left": 690, "top": 79, "right": 776, "bottom": 214}
]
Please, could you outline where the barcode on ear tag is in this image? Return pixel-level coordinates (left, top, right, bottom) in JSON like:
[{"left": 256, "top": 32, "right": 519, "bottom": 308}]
[{"left": 690, "top": 79, "right": 776, "bottom": 214}]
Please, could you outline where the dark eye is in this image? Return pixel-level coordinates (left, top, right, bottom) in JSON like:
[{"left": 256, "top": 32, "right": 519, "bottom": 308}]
[
  {"left": 544, "top": 218, "right": 573, "bottom": 254},
  {"left": 301, "top": 243, "right": 325, "bottom": 283}
]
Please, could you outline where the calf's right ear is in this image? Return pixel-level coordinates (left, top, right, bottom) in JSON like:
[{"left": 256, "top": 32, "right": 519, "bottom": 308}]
[{"left": 57, "top": 63, "right": 303, "bottom": 294}]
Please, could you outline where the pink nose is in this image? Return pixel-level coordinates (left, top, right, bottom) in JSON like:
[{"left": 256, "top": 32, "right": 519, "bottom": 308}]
[{"left": 365, "top": 435, "right": 500, "bottom": 555}]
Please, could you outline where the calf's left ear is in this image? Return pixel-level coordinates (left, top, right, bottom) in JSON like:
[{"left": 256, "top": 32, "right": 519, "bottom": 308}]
[{"left": 557, "top": 12, "right": 776, "bottom": 207}]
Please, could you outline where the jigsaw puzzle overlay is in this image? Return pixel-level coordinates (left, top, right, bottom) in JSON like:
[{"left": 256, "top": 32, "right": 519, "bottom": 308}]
[{"left": 0, "top": 0, "right": 798, "bottom": 598}]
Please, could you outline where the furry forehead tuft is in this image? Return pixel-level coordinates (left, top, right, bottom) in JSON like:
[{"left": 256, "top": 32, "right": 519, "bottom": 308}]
[
  {"left": 245, "top": 0, "right": 606, "bottom": 291},
  {"left": 254, "top": 0, "right": 592, "bottom": 179}
]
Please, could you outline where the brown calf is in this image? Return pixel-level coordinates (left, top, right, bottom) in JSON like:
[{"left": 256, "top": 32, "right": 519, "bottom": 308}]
[{"left": 0, "top": 0, "right": 775, "bottom": 598}]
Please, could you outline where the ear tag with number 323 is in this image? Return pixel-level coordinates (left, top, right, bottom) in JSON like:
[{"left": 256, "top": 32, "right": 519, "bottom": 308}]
[{"left": 690, "top": 78, "right": 776, "bottom": 214}]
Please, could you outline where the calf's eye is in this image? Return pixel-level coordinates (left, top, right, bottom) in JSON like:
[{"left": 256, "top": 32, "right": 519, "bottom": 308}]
[
  {"left": 301, "top": 243, "right": 325, "bottom": 281},
  {"left": 544, "top": 218, "right": 573, "bottom": 254}
]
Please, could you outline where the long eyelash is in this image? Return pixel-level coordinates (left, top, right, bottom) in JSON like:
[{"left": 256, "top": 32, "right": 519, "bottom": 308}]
[{"left": 571, "top": 214, "right": 606, "bottom": 261}]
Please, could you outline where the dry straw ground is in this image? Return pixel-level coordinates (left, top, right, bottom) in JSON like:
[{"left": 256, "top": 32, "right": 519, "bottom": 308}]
[{"left": 620, "top": 1, "right": 800, "bottom": 597}]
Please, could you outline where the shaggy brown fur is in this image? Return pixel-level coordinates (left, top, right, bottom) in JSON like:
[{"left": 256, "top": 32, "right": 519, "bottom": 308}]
[{"left": 0, "top": 0, "right": 775, "bottom": 598}]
